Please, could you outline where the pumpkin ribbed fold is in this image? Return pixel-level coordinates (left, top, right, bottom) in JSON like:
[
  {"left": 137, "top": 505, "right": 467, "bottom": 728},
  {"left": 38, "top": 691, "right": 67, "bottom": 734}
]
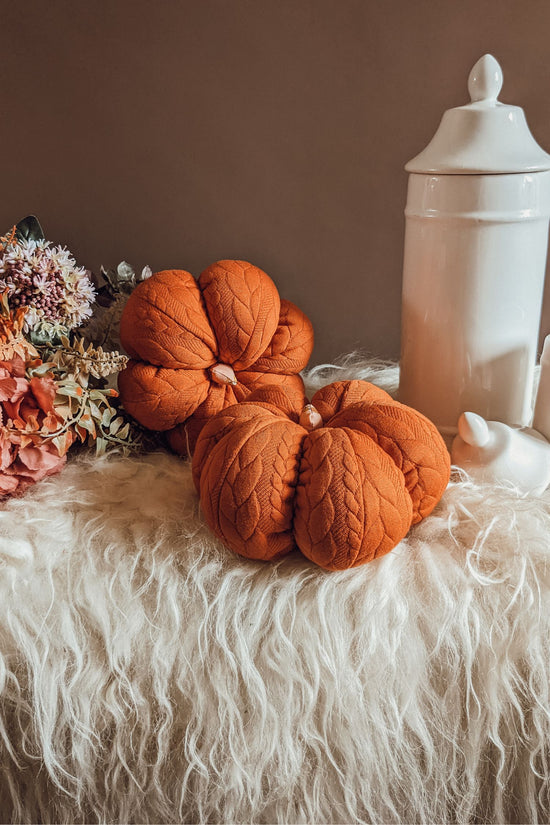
[
  {"left": 294, "top": 427, "right": 413, "bottom": 570},
  {"left": 199, "top": 410, "right": 305, "bottom": 561},
  {"left": 118, "top": 362, "right": 209, "bottom": 431},
  {"left": 120, "top": 269, "right": 217, "bottom": 368},
  {"left": 251, "top": 300, "right": 315, "bottom": 374},
  {"left": 198, "top": 260, "right": 281, "bottom": 371}
]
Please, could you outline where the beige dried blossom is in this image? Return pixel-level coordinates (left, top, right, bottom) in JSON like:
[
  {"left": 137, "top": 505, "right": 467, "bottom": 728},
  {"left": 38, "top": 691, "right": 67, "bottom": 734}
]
[
  {"left": 0, "top": 293, "right": 39, "bottom": 362},
  {"left": 53, "top": 336, "right": 128, "bottom": 381}
]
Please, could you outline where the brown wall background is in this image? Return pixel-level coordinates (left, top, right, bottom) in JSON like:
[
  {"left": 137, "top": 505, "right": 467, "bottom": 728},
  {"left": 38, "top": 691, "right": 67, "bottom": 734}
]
[{"left": 2, "top": 0, "right": 550, "bottom": 365}]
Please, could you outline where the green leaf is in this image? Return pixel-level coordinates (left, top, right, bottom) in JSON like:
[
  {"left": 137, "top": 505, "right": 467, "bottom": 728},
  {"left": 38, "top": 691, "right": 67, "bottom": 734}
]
[
  {"left": 30, "top": 362, "right": 54, "bottom": 376},
  {"left": 53, "top": 404, "right": 72, "bottom": 420},
  {"left": 102, "top": 267, "right": 121, "bottom": 294},
  {"left": 75, "top": 424, "right": 88, "bottom": 442},
  {"left": 15, "top": 215, "right": 45, "bottom": 242},
  {"left": 89, "top": 389, "right": 110, "bottom": 401},
  {"left": 56, "top": 384, "right": 83, "bottom": 399},
  {"left": 88, "top": 401, "right": 102, "bottom": 419},
  {"left": 110, "top": 416, "right": 124, "bottom": 435},
  {"left": 117, "top": 422, "right": 130, "bottom": 440},
  {"left": 52, "top": 432, "right": 72, "bottom": 456},
  {"left": 79, "top": 414, "right": 96, "bottom": 435},
  {"left": 101, "top": 407, "right": 114, "bottom": 427},
  {"left": 96, "top": 437, "right": 108, "bottom": 456}
]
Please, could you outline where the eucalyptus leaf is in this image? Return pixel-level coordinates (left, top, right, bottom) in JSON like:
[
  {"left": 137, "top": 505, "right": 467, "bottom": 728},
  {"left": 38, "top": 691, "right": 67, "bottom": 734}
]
[
  {"left": 54, "top": 404, "right": 72, "bottom": 419},
  {"left": 101, "top": 407, "right": 114, "bottom": 427},
  {"left": 79, "top": 415, "right": 96, "bottom": 435},
  {"left": 52, "top": 434, "right": 68, "bottom": 455},
  {"left": 57, "top": 384, "right": 83, "bottom": 399},
  {"left": 96, "top": 437, "right": 108, "bottom": 455},
  {"left": 75, "top": 424, "right": 88, "bottom": 442},
  {"left": 31, "top": 362, "right": 55, "bottom": 376},
  {"left": 14, "top": 215, "right": 45, "bottom": 243},
  {"left": 89, "top": 389, "right": 110, "bottom": 401},
  {"left": 116, "top": 261, "right": 135, "bottom": 283},
  {"left": 101, "top": 267, "right": 121, "bottom": 295},
  {"left": 89, "top": 401, "right": 102, "bottom": 419},
  {"left": 110, "top": 416, "right": 124, "bottom": 435}
]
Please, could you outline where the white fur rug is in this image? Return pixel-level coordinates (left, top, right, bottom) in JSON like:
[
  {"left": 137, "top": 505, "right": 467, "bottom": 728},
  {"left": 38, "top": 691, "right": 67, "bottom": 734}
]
[{"left": 0, "top": 357, "right": 549, "bottom": 824}]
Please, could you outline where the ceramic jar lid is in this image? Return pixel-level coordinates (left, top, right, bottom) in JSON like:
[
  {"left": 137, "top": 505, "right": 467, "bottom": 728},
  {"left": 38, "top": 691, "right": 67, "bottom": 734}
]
[{"left": 406, "top": 54, "right": 550, "bottom": 174}]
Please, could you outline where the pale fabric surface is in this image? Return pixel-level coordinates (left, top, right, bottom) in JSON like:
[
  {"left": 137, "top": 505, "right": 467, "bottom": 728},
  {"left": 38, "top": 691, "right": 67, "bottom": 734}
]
[{"left": 0, "top": 358, "right": 549, "bottom": 823}]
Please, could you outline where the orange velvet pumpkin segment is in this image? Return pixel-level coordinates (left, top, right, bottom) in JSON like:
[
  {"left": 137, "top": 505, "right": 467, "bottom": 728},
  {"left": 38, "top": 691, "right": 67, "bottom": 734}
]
[
  {"left": 118, "top": 361, "right": 209, "bottom": 431},
  {"left": 120, "top": 270, "right": 217, "bottom": 369},
  {"left": 251, "top": 299, "right": 314, "bottom": 374},
  {"left": 199, "top": 411, "right": 306, "bottom": 561},
  {"left": 245, "top": 385, "right": 303, "bottom": 420},
  {"left": 192, "top": 401, "right": 284, "bottom": 490},
  {"left": 237, "top": 371, "right": 307, "bottom": 413},
  {"left": 198, "top": 261, "right": 280, "bottom": 371},
  {"left": 293, "top": 426, "right": 413, "bottom": 571},
  {"left": 311, "top": 380, "right": 391, "bottom": 424},
  {"left": 168, "top": 380, "right": 252, "bottom": 457},
  {"left": 329, "top": 400, "right": 450, "bottom": 524}
]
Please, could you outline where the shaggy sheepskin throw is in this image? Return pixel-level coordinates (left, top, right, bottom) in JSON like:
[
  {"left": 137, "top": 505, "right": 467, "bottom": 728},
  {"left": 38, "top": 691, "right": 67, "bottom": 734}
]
[{"left": 0, "top": 357, "right": 549, "bottom": 824}]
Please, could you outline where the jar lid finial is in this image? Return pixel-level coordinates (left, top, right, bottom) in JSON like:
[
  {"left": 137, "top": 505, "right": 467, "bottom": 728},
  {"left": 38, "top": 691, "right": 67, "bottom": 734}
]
[
  {"left": 405, "top": 53, "right": 550, "bottom": 174},
  {"left": 468, "top": 54, "right": 503, "bottom": 103}
]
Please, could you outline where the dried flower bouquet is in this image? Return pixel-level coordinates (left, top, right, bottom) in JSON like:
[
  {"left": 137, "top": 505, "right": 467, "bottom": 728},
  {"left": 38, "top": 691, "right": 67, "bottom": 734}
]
[{"left": 0, "top": 216, "right": 154, "bottom": 497}]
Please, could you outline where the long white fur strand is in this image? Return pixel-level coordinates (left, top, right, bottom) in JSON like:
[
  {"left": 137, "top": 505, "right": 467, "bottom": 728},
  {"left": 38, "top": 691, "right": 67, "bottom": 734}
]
[{"left": 0, "top": 357, "right": 548, "bottom": 822}]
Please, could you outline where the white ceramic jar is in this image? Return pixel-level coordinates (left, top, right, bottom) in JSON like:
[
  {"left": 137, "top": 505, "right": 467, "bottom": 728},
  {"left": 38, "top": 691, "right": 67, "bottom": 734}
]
[{"left": 399, "top": 54, "right": 550, "bottom": 441}]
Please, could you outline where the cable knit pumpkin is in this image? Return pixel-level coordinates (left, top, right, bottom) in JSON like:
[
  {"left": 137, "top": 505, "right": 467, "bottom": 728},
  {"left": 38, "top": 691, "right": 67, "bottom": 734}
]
[
  {"left": 192, "top": 380, "right": 451, "bottom": 571},
  {"left": 118, "top": 260, "right": 314, "bottom": 454}
]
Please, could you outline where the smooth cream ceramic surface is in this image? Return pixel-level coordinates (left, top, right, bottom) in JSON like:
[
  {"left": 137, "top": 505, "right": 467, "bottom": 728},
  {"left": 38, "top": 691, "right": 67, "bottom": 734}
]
[
  {"left": 451, "top": 411, "right": 550, "bottom": 495},
  {"left": 406, "top": 55, "right": 550, "bottom": 174},
  {"left": 400, "top": 171, "right": 550, "bottom": 435},
  {"left": 533, "top": 333, "right": 550, "bottom": 439},
  {"left": 399, "top": 55, "right": 550, "bottom": 439},
  {"left": 450, "top": 336, "right": 550, "bottom": 495}
]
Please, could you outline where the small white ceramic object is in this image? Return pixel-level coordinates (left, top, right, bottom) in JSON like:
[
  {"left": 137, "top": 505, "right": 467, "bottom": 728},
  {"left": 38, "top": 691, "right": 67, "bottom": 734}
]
[
  {"left": 451, "top": 334, "right": 550, "bottom": 494},
  {"left": 399, "top": 54, "right": 550, "bottom": 442},
  {"left": 451, "top": 412, "right": 550, "bottom": 494},
  {"left": 532, "top": 334, "right": 550, "bottom": 440}
]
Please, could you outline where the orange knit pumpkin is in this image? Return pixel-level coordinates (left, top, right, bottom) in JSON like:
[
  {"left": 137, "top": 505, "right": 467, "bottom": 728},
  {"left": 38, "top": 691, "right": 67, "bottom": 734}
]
[
  {"left": 118, "top": 260, "right": 314, "bottom": 454},
  {"left": 192, "top": 380, "right": 450, "bottom": 571}
]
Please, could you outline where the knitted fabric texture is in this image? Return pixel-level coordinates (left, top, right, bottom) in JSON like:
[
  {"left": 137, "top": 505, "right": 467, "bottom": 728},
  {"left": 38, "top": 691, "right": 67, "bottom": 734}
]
[
  {"left": 192, "top": 380, "right": 450, "bottom": 570},
  {"left": 118, "top": 260, "right": 314, "bottom": 454}
]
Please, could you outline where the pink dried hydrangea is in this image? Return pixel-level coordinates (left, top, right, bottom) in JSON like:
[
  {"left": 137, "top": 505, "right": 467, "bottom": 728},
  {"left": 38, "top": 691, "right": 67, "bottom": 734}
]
[
  {"left": 0, "top": 356, "right": 71, "bottom": 496},
  {"left": 0, "top": 239, "right": 95, "bottom": 334}
]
